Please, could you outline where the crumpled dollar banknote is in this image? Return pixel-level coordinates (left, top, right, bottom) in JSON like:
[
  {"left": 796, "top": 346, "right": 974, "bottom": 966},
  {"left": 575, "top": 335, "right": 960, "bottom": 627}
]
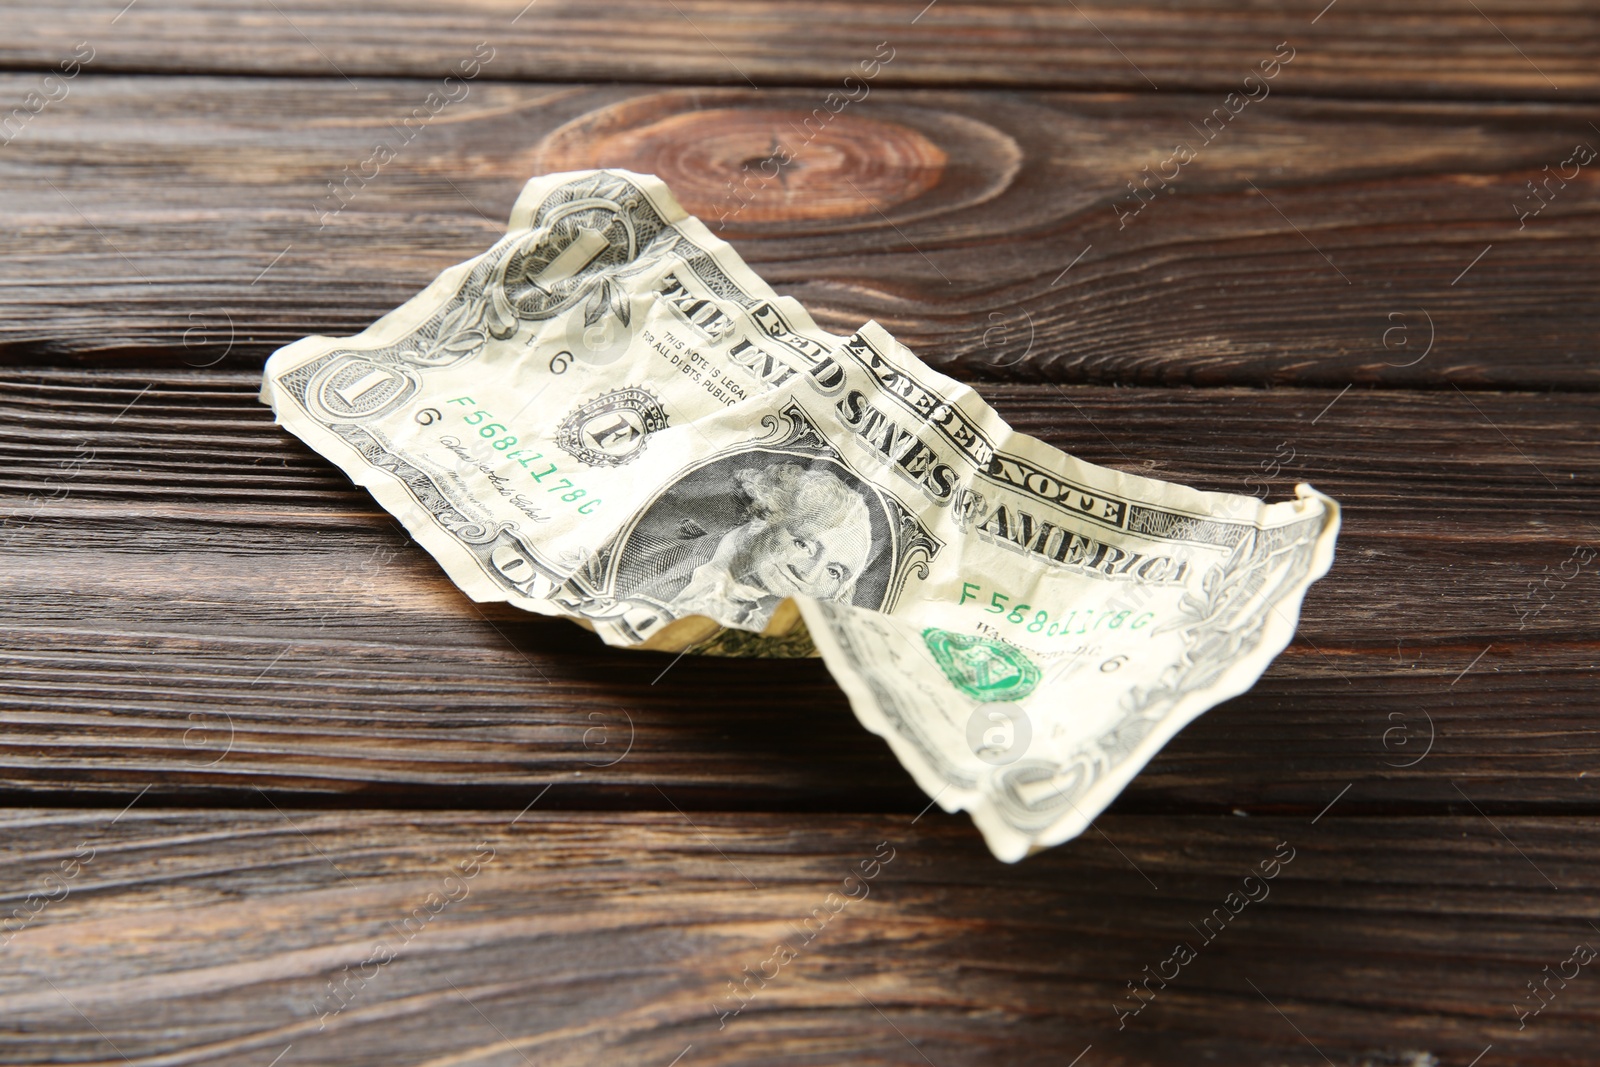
[{"left": 261, "top": 168, "right": 1340, "bottom": 860}]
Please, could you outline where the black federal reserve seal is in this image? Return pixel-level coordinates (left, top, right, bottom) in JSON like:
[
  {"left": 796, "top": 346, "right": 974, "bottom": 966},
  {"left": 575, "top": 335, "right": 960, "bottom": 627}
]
[{"left": 556, "top": 387, "right": 669, "bottom": 467}]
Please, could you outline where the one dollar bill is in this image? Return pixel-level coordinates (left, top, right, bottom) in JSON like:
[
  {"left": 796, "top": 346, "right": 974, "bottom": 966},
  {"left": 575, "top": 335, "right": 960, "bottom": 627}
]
[{"left": 262, "top": 169, "right": 1340, "bottom": 861}]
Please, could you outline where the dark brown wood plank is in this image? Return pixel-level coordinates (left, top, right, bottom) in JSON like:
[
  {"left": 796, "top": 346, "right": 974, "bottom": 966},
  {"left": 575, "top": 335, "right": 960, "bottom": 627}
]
[
  {"left": 4, "top": 78, "right": 1600, "bottom": 387},
  {"left": 1, "top": 808, "right": 1595, "bottom": 1066},
  {"left": 2, "top": 0, "right": 1596, "bottom": 100},
  {"left": 4, "top": 368, "right": 1597, "bottom": 810}
]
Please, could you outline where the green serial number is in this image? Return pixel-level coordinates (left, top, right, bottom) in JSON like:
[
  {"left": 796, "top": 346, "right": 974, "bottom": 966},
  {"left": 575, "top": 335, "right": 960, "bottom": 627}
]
[
  {"left": 447, "top": 397, "right": 599, "bottom": 513},
  {"left": 957, "top": 581, "right": 1154, "bottom": 636}
]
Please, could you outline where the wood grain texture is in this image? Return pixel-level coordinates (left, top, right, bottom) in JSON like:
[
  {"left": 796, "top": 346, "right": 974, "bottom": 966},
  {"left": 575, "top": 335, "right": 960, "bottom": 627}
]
[
  {"left": 3, "top": 2, "right": 1598, "bottom": 1063},
  {"left": 4, "top": 369, "right": 1596, "bottom": 810},
  {"left": 1, "top": 0, "right": 1597, "bottom": 99},
  {"left": 4, "top": 79, "right": 1599, "bottom": 387},
  {"left": 2, "top": 809, "right": 1596, "bottom": 1067}
]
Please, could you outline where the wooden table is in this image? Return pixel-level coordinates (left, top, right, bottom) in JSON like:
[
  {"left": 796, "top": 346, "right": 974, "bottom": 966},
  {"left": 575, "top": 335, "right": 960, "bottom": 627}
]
[{"left": 3, "top": 3, "right": 1598, "bottom": 1064}]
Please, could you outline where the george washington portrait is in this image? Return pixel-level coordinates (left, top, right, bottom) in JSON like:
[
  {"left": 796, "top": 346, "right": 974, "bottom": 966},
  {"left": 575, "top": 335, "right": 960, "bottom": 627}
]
[{"left": 618, "top": 461, "right": 878, "bottom": 630}]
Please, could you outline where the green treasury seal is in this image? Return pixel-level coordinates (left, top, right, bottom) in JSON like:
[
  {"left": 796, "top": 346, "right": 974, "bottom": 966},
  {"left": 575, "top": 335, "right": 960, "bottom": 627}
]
[{"left": 921, "top": 628, "right": 1042, "bottom": 702}]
